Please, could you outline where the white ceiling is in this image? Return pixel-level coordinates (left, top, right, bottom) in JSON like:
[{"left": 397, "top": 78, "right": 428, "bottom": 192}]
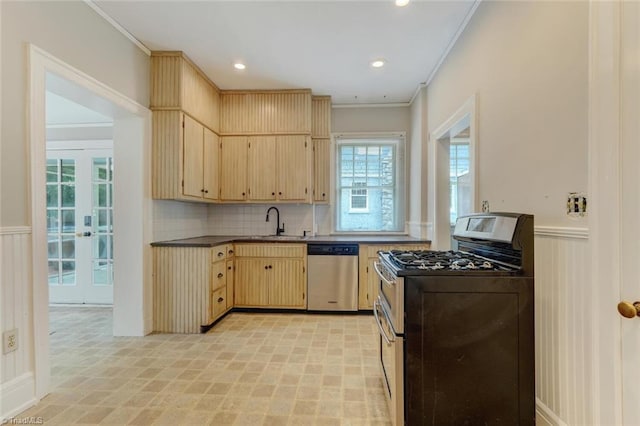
[
  {"left": 93, "top": 0, "right": 478, "bottom": 105},
  {"left": 46, "top": 91, "right": 112, "bottom": 126}
]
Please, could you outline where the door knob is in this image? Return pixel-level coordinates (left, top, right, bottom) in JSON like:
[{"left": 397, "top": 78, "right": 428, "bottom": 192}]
[{"left": 617, "top": 301, "right": 640, "bottom": 319}]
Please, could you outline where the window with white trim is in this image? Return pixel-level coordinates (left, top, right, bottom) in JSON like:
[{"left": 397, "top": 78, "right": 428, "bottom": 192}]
[{"left": 335, "top": 135, "right": 405, "bottom": 232}]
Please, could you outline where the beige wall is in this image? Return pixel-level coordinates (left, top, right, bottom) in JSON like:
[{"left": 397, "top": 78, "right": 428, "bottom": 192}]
[
  {"left": 1, "top": 1, "right": 149, "bottom": 226},
  {"left": 426, "top": 0, "right": 588, "bottom": 228},
  {"left": 408, "top": 88, "right": 428, "bottom": 237}
]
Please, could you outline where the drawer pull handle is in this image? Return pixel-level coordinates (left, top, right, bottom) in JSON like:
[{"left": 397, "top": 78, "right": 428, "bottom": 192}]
[
  {"left": 228, "top": 249, "right": 234, "bottom": 255},
  {"left": 217, "top": 252, "right": 224, "bottom": 257},
  {"left": 217, "top": 273, "right": 224, "bottom": 278},
  {"left": 217, "top": 297, "right": 224, "bottom": 303}
]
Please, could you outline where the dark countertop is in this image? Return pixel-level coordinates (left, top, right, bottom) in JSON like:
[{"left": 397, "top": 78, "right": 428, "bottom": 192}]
[{"left": 151, "top": 235, "right": 430, "bottom": 247}]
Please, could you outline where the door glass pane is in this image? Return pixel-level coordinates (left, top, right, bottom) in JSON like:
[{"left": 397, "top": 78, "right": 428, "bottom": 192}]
[
  {"left": 93, "top": 260, "right": 110, "bottom": 285},
  {"left": 61, "top": 209, "right": 75, "bottom": 233},
  {"left": 48, "top": 261, "right": 59, "bottom": 285},
  {"left": 47, "top": 210, "right": 59, "bottom": 232},
  {"left": 61, "top": 261, "right": 75, "bottom": 285},
  {"left": 92, "top": 157, "right": 113, "bottom": 287},
  {"left": 47, "top": 157, "right": 76, "bottom": 289},
  {"left": 61, "top": 159, "right": 75, "bottom": 182},
  {"left": 61, "top": 184, "right": 75, "bottom": 207},
  {"left": 46, "top": 185, "right": 58, "bottom": 207},
  {"left": 47, "top": 234, "right": 59, "bottom": 258},
  {"left": 46, "top": 160, "right": 58, "bottom": 183},
  {"left": 61, "top": 236, "right": 75, "bottom": 258}
]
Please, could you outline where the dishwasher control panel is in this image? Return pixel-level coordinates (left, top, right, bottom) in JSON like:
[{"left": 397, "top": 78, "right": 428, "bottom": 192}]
[{"left": 307, "top": 244, "right": 359, "bottom": 256}]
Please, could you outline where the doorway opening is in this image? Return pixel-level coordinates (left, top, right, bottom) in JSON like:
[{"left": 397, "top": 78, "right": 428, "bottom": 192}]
[
  {"left": 46, "top": 91, "right": 115, "bottom": 305},
  {"left": 30, "top": 45, "right": 152, "bottom": 400},
  {"left": 430, "top": 95, "right": 477, "bottom": 250}
]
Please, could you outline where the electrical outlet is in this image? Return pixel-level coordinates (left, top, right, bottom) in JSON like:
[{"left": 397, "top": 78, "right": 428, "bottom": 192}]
[
  {"left": 482, "top": 200, "right": 490, "bottom": 213},
  {"left": 3, "top": 329, "right": 18, "bottom": 354},
  {"left": 567, "top": 192, "right": 587, "bottom": 217}
]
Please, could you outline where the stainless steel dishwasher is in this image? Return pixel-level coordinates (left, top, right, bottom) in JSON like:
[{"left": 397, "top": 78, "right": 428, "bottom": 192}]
[{"left": 307, "top": 243, "right": 359, "bottom": 311}]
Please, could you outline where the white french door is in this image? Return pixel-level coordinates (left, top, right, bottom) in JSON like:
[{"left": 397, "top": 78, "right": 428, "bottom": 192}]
[{"left": 46, "top": 148, "right": 114, "bottom": 304}]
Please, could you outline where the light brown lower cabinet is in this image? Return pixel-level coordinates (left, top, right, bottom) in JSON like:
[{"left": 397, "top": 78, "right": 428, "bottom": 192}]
[
  {"left": 358, "top": 243, "right": 431, "bottom": 310},
  {"left": 153, "top": 244, "right": 233, "bottom": 333},
  {"left": 234, "top": 244, "right": 306, "bottom": 309}
]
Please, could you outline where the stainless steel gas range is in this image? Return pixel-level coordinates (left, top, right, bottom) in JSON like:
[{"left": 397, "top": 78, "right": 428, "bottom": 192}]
[{"left": 374, "top": 212, "right": 535, "bottom": 426}]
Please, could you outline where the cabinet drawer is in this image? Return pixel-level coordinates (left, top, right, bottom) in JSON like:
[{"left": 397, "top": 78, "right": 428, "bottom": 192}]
[
  {"left": 212, "top": 244, "right": 228, "bottom": 261},
  {"left": 234, "top": 243, "right": 305, "bottom": 258},
  {"left": 211, "top": 261, "right": 226, "bottom": 291},
  {"left": 211, "top": 286, "right": 227, "bottom": 319}
]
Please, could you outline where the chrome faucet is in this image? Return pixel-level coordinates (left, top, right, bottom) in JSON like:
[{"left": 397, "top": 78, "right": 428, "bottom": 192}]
[{"left": 266, "top": 206, "right": 285, "bottom": 236}]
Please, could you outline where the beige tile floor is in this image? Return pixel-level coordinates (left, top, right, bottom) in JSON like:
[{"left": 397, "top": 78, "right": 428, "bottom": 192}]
[{"left": 19, "top": 306, "right": 391, "bottom": 425}]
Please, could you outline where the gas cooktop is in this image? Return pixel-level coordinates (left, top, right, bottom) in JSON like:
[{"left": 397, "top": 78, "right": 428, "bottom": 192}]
[{"left": 385, "top": 250, "right": 518, "bottom": 272}]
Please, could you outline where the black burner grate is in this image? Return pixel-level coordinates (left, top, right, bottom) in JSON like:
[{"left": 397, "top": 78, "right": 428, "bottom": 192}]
[{"left": 387, "top": 250, "right": 516, "bottom": 271}]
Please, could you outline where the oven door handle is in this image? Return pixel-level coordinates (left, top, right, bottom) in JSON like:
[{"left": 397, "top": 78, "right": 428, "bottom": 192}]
[
  {"left": 373, "top": 297, "right": 395, "bottom": 345},
  {"left": 373, "top": 261, "right": 395, "bottom": 287}
]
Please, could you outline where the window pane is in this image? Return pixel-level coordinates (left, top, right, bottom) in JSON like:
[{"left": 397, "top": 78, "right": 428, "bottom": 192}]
[
  {"left": 61, "top": 209, "right": 74, "bottom": 233},
  {"left": 61, "top": 184, "right": 75, "bottom": 207},
  {"left": 61, "top": 160, "right": 75, "bottom": 182},
  {"left": 95, "top": 184, "right": 108, "bottom": 207},
  {"left": 96, "top": 235, "right": 109, "bottom": 259},
  {"left": 46, "top": 185, "right": 58, "bottom": 207},
  {"left": 48, "top": 261, "right": 59, "bottom": 285},
  {"left": 97, "top": 209, "right": 108, "bottom": 232},
  {"left": 47, "top": 210, "right": 59, "bottom": 232},
  {"left": 61, "top": 261, "right": 75, "bottom": 285},
  {"left": 47, "top": 160, "right": 58, "bottom": 183},
  {"left": 61, "top": 236, "right": 75, "bottom": 259},
  {"left": 336, "top": 138, "right": 402, "bottom": 232},
  {"left": 93, "top": 158, "right": 108, "bottom": 181},
  {"left": 47, "top": 234, "right": 59, "bottom": 258}
]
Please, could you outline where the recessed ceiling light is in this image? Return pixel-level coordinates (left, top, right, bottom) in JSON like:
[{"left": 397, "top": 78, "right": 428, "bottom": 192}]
[
  {"left": 395, "top": 0, "right": 410, "bottom": 6},
  {"left": 371, "top": 59, "right": 386, "bottom": 68},
  {"left": 234, "top": 62, "right": 246, "bottom": 70}
]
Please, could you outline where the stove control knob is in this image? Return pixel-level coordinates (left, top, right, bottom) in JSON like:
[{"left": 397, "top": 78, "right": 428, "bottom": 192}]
[{"left": 617, "top": 301, "right": 640, "bottom": 319}]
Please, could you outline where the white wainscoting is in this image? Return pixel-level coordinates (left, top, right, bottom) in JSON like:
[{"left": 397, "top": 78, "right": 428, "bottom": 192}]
[
  {"left": 534, "top": 226, "right": 592, "bottom": 426},
  {"left": 0, "top": 227, "right": 36, "bottom": 419}
]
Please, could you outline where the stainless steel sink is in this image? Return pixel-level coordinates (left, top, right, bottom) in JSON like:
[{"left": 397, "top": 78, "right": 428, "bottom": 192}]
[
  {"left": 243, "top": 235, "right": 307, "bottom": 241},
  {"left": 261, "top": 235, "right": 307, "bottom": 241}
]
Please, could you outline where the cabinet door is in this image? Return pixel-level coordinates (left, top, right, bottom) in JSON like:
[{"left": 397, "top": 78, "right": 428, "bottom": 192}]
[
  {"left": 182, "top": 114, "right": 204, "bottom": 198},
  {"left": 235, "top": 258, "right": 269, "bottom": 306},
  {"left": 269, "top": 258, "right": 306, "bottom": 308},
  {"left": 226, "top": 259, "right": 234, "bottom": 308},
  {"left": 220, "top": 136, "right": 248, "bottom": 200},
  {"left": 203, "top": 128, "right": 219, "bottom": 201},
  {"left": 248, "top": 136, "right": 277, "bottom": 200},
  {"left": 277, "top": 135, "right": 310, "bottom": 201},
  {"left": 313, "top": 138, "right": 330, "bottom": 202}
]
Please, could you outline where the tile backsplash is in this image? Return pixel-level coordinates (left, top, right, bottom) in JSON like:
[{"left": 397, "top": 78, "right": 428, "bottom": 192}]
[
  {"left": 152, "top": 200, "right": 210, "bottom": 241},
  {"left": 208, "top": 204, "right": 315, "bottom": 236}
]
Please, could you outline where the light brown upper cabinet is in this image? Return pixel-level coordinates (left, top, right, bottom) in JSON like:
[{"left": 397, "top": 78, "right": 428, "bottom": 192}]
[
  {"left": 277, "top": 135, "right": 312, "bottom": 202},
  {"left": 247, "top": 136, "right": 277, "bottom": 201},
  {"left": 150, "top": 52, "right": 220, "bottom": 133},
  {"left": 244, "top": 135, "right": 311, "bottom": 203},
  {"left": 220, "top": 90, "right": 312, "bottom": 135},
  {"left": 312, "top": 96, "right": 331, "bottom": 203},
  {"left": 183, "top": 114, "right": 219, "bottom": 201},
  {"left": 152, "top": 111, "right": 219, "bottom": 202},
  {"left": 311, "top": 96, "right": 331, "bottom": 138},
  {"left": 313, "top": 138, "right": 330, "bottom": 202},
  {"left": 220, "top": 136, "right": 249, "bottom": 201}
]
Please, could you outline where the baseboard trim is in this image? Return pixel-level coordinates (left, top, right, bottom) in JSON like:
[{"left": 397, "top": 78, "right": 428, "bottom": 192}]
[
  {"left": 536, "top": 398, "right": 568, "bottom": 426},
  {"left": 534, "top": 226, "right": 589, "bottom": 239},
  {"left": 0, "top": 373, "right": 37, "bottom": 421}
]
